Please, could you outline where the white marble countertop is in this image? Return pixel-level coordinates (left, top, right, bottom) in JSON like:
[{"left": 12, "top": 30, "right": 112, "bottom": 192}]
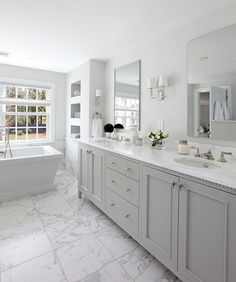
[{"left": 77, "top": 138, "right": 236, "bottom": 192}]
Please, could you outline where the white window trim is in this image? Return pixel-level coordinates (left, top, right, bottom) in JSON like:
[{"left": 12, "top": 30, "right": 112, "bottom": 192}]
[{"left": 0, "top": 76, "right": 55, "bottom": 143}]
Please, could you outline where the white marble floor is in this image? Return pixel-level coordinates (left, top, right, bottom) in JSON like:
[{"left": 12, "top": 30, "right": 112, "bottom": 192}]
[{"left": 0, "top": 169, "right": 181, "bottom": 282}]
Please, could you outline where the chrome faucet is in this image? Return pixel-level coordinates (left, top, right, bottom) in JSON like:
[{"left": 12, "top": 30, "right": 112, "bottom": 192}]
[
  {"left": 218, "top": 151, "right": 232, "bottom": 162},
  {"left": 201, "top": 150, "right": 214, "bottom": 161}
]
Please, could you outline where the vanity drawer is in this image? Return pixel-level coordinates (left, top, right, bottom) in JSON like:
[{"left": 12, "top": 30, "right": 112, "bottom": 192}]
[
  {"left": 107, "top": 189, "right": 138, "bottom": 236},
  {"left": 106, "top": 168, "right": 139, "bottom": 206},
  {"left": 106, "top": 154, "right": 140, "bottom": 181}
]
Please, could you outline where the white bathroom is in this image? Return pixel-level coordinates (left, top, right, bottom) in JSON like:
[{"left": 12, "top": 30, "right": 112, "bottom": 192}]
[{"left": 0, "top": 1, "right": 236, "bottom": 281}]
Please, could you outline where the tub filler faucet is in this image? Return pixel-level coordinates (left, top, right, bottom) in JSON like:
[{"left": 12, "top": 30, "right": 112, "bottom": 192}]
[{"left": 0, "top": 126, "right": 12, "bottom": 159}]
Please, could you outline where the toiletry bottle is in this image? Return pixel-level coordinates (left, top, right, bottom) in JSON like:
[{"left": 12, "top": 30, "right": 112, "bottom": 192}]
[{"left": 178, "top": 140, "right": 189, "bottom": 155}]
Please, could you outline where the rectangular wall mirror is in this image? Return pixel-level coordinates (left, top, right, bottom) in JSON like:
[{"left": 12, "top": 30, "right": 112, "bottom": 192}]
[
  {"left": 187, "top": 24, "right": 236, "bottom": 142},
  {"left": 114, "top": 60, "right": 141, "bottom": 129}
]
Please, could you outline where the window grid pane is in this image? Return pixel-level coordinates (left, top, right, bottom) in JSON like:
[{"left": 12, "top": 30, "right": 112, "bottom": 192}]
[{"left": 1, "top": 85, "right": 50, "bottom": 142}]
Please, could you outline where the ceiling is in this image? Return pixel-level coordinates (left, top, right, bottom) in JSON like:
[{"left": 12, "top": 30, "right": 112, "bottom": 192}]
[{"left": 0, "top": 0, "right": 235, "bottom": 73}]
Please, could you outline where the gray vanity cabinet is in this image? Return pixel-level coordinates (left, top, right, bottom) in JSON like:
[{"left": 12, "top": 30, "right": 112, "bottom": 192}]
[
  {"left": 141, "top": 166, "right": 179, "bottom": 271},
  {"left": 141, "top": 165, "right": 236, "bottom": 282},
  {"left": 78, "top": 142, "right": 236, "bottom": 282},
  {"left": 78, "top": 144, "right": 104, "bottom": 209},
  {"left": 178, "top": 178, "right": 236, "bottom": 282}
]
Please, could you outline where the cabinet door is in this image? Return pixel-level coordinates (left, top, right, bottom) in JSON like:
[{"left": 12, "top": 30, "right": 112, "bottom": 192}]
[
  {"left": 78, "top": 145, "right": 89, "bottom": 195},
  {"left": 178, "top": 179, "right": 236, "bottom": 282},
  {"left": 88, "top": 148, "right": 104, "bottom": 209},
  {"left": 141, "top": 166, "right": 179, "bottom": 270}
]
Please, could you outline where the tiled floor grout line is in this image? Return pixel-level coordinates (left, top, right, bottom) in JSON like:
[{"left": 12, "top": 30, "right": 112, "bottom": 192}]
[
  {"left": 93, "top": 231, "right": 138, "bottom": 281},
  {"left": 43, "top": 224, "right": 69, "bottom": 282},
  {"left": 0, "top": 170, "right": 180, "bottom": 281},
  {"left": 0, "top": 250, "right": 53, "bottom": 275}
]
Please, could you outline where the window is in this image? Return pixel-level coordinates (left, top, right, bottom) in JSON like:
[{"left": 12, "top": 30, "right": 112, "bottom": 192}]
[
  {"left": 115, "top": 97, "right": 139, "bottom": 128},
  {"left": 0, "top": 84, "right": 51, "bottom": 142}
]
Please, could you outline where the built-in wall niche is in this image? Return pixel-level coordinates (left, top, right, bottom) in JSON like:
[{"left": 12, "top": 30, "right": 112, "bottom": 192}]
[
  {"left": 71, "top": 81, "right": 81, "bottom": 97},
  {"left": 71, "top": 103, "right": 81, "bottom": 119},
  {"left": 70, "top": 125, "right": 80, "bottom": 139}
]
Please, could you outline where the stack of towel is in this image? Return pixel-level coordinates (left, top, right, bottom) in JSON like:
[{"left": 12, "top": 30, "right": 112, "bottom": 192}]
[{"left": 214, "top": 101, "right": 230, "bottom": 121}]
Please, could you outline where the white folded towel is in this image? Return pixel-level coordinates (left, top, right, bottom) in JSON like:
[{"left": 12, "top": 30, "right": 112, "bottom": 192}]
[
  {"left": 222, "top": 102, "right": 230, "bottom": 120},
  {"left": 214, "top": 101, "right": 224, "bottom": 121},
  {"left": 91, "top": 118, "right": 103, "bottom": 138}
]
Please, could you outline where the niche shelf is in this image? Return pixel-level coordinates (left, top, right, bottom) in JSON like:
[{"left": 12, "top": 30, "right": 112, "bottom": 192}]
[
  {"left": 71, "top": 104, "right": 81, "bottom": 119},
  {"left": 70, "top": 125, "right": 80, "bottom": 139},
  {"left": 71, "top": 81, "right": 81, "bottom": 97}
]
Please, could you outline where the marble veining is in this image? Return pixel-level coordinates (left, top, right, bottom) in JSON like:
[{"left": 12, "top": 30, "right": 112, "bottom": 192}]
[{"left": 0, "top": 169, "right": 181, "bottom": 282}]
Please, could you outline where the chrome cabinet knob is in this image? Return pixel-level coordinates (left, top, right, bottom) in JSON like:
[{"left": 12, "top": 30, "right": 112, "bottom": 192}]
[
  {"left": 126, "top": 188, "right": 130, "bottom": 192},
  {"left": 178, "top": 184, "right": 184, "bottom": 191},
  {"left": 171, "top": 182, "right": 177, "bottom": 189},
  {"left": 110, "top": 203, "right": 115, "bottom": 207},
  {"left": 124, "top": 167, "right": 131, "bottom": 171},
  {"left": 125, "top": 214, "right": 130, "bottom": 218}
]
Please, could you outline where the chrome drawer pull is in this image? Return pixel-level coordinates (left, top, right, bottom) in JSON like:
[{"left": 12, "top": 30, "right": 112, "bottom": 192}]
[
  {"left": 110, "top": 203, "right": 115, "bottom": 207},
  {"left": 125, "top": 214, "right": 130, "bottom": 218}
]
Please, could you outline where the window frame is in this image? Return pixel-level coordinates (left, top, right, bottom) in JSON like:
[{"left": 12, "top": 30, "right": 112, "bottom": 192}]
[{"left": 0, "top": 77, "right": 55, "bottom": 144}]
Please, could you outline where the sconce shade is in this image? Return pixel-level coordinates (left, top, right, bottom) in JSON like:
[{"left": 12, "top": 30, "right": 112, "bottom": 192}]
[
  {"left": 147, "top": 77, "right": 157, "bottom": 89},
  {"left": 158, "top": 75, "right": 168, "bottom": 87},
  {"left": 95, "top": 89, "right": 102, "bottom": 97}
]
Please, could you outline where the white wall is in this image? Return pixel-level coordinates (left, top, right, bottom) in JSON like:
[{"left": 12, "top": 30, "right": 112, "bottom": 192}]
[
  {"left": 104, "top": 2, "right": 236, "bottom": 147},
  {"left": 65, "top": 60, "right": 105, "bottom": 177},
  {"left": 0, "top": 63, "right": 67, "bottom": 141}
]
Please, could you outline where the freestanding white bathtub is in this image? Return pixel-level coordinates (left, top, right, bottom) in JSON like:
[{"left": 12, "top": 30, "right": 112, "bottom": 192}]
[{"left": 0, "top": 145, "right": 63, "bottom": 202}]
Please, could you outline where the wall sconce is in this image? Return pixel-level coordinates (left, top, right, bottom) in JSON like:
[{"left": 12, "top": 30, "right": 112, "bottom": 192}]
[
  {"left": 147, "top": 75, "right": 168, "bottom": 100},
  {"left": 95, "top": 89, "right": 102, "bottom": 105}
]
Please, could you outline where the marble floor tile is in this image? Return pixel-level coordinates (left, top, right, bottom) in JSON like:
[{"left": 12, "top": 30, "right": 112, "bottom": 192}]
[
  {"left": 0, "top": 205, "right": 42, "bottom": 240},
  {"left": 45, "top": 216, "right": 92, "bottom": 249},
  {"left": 88, "top": 213, "right": 115, "bottom": 233},
  {"left": 95, "top": 224, "right": 138, "bottom": 259},
  {"left": 88, "top": 260, "right": 133, "bottom": 282},
  {"left": 33, "top": 191, "right": 67, "bottom": 209},
  {"left": 0, "top": 228, "right": 52, "bottom": 272},
  {"left": 0, "top": 170, "right": 181, "bottom": 282},
  {"left": 36, "top": 200, "right": 75, "bottom": 226},
  {"left": 118, "top": 246, "right": 171, "bottom": 281},
  {"left": 77, "top": 201, "right": 103, "bottom": 219},
  {"left": 1, "top": 252, "right": 67, "bottom": 282},
  {"left": 56, "top": 234, "right": 113, "bottom": 281}
]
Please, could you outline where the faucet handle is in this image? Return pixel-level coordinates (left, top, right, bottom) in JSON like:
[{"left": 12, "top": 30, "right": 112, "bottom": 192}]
[
  {"left": 190, "top": 146, "right": 201, "bottom": 157},
  {"left": 218, "top": 152, "right": 232, "bottom": 162}
]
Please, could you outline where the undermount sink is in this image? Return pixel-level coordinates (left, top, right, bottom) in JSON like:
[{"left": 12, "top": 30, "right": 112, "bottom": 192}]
[
  {"left": 92, "top": 138, "right": 114, "bottom": 145},
  {"left": 174, "top": 158, "right": 220, "bottom": 169}
]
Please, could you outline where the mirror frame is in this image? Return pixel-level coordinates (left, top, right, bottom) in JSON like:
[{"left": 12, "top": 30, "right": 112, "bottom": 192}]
[{"left": 114, "top": 60, "right": 141, "bottom": 130}]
